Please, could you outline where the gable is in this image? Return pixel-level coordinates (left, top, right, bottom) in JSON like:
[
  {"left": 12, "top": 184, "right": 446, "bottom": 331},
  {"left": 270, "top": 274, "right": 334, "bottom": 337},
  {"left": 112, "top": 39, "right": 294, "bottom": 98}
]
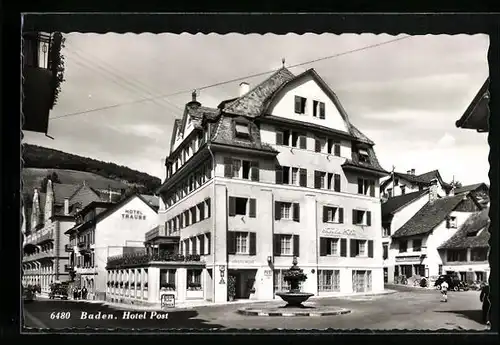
[
  {"left": 98, "top": 196, "right": 158, "bottom": 229},
  {"left": 69, "top": 185, "right": 101, "bottom": 209},
  {"left": 266, "top": 73, "right": 350, "bottom": 134}
]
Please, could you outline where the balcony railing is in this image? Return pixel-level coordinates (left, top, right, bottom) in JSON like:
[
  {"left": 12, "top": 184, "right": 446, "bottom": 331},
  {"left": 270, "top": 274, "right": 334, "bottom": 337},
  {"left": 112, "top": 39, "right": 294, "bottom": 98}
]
[
  {"left": 106, "top": 252, "right": 202, "bottom": 270},
  {"left": 64, "top": 264, "right": 72, "bottom": 272},
  {"left": 36, "top": 231, "right": 54, "bottom": 245},
  {"left": 65, "top": 244, "right": 74, "bottom": 252},
  {"left": 78, "top": 242, "right": 91, "bottom": 252}
]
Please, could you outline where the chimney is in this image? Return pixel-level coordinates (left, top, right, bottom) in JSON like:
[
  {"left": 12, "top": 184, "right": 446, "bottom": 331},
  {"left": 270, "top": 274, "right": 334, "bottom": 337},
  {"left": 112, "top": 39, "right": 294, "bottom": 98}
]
[
  {"left": 407, "top": 170, "right": 412, "bottom": 175},
  {"left": 64, "top": 198, "right": 70, "bottom": 215},
  {"left": 429, "top": 179, "right": 438, "bottom": 202},
  {"left": 411, "top": 169, "right": 415, "bottom": 175},
  {"left": 239, "top": 82, "right": 250, "bottom": 96},
  {"left": 187, "top": 90, "right": 201, "bottom": 108}
]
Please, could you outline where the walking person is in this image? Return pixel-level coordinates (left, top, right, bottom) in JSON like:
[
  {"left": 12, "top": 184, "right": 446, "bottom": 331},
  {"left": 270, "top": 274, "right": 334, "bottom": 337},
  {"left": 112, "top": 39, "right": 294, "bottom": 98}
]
[
  {"left": 440, "top": 280, "right": 449, "bottom": 302},
  {"left": 480, "top": 282, "right": 491, "bottom": 326},
  {"left": 82, "top": 286, "right": 88, "bottom": 300}
]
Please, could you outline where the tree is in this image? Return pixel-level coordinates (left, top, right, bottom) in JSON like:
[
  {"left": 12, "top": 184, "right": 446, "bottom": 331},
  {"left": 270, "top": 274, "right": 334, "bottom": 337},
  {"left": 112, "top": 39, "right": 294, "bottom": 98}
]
[{"left": 40, "top": 172, "right": 61, "bottom": 192}]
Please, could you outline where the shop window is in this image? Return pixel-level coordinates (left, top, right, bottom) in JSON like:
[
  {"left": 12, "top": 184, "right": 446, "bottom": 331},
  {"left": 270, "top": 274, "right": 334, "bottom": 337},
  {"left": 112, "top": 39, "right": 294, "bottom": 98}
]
[
  {"left": 318, "top": 270, "right": 340, "bottom": 292},
  {"left": 187, "top": 269, "right": 202, "bottom": 290}
]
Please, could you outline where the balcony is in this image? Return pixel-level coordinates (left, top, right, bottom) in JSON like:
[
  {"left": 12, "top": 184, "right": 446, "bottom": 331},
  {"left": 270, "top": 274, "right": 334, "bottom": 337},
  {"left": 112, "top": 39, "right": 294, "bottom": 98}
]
[
  {"left": 65, "top": 244, "right": 74, "bottom": 252},
  {"left": 78, "top": 241, "right": 91, "bottom": 252},
  {"left": 145, "top": 225, "right": 180, "bottom": 245},
  {"left": 22, "top": 32, "right": 64, "bottom": 134},
  {"left": 106, "top": 252, "right": 203, "bottom": 270},
  {"left": 36, "top": 231, "right": 54, "bottom": 245}
]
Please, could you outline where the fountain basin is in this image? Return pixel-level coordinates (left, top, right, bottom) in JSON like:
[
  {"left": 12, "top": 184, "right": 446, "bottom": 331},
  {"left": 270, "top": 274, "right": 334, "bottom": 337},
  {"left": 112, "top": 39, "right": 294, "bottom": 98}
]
[{"left": 275, "top": 292, "right": 314, "bottom": 307}]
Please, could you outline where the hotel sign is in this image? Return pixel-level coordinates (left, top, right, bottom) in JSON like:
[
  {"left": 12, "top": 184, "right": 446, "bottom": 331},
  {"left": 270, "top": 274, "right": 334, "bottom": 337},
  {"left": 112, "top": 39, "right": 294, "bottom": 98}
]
[
  {"left": 320, "top": 228, "right": 367, "bottom": 238},
  {"left": 122, "top": 209, "right": 147, "bottom": 220},
  {"left": 395, "top": 255, "right": 421, "bottom": 263}
]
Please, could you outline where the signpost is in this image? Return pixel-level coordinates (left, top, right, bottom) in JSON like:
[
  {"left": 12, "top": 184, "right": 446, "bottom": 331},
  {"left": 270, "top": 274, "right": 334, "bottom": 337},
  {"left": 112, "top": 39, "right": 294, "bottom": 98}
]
[{"left": 161, "top": 293, "right": 175, "bottom": 309}]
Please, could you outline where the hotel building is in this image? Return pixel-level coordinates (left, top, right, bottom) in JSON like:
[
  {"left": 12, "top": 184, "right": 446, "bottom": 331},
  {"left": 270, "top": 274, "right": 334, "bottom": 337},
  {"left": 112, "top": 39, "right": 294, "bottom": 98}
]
[{"left": 105, "top": 66, "right": 389, "bottom": 306}]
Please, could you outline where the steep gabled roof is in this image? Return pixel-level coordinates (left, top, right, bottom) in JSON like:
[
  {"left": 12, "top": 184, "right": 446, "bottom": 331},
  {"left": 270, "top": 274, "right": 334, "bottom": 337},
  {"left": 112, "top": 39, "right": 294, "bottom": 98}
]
[
  {"left": 456, "top": 78, "right": 489, "bottom": 132},
  {"left": 381, "top": 169, "right": 452, "bottom": 191},
  {"left": 382, "top": 189, "right": 429, "bottom": 218},
  {"left": 438, "top": 208, "right": 490, "bottom": 250},
  {"left": 454, "top": 183, "right": 489, "bottom": 195},
  {"left": 392, "top": 194, "right": 469, "bottom": 239},
  {"left": 52, "top": 183, "right": 81, "bottom": 205}
]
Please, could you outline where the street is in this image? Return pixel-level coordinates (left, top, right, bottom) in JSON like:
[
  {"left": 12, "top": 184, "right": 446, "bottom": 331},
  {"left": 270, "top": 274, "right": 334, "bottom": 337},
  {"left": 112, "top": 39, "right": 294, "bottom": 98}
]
[{"left": 23, "top": 285, "right": 489, "bottom": 331}]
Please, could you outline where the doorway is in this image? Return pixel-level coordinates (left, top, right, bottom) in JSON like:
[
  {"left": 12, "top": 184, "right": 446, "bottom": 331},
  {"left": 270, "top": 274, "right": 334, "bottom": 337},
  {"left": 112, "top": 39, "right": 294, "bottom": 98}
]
[{"left": 228, "top": 269, "right": 257, "bottom": 299}]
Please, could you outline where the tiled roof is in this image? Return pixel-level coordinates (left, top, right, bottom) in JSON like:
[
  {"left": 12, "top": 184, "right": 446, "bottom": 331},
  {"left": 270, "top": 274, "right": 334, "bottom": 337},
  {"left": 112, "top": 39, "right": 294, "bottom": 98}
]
[
  {"left": 438, "top": 208, "right": 490, "bottom": 249},
  {"left": 222, "top": 67, "right": 296, "bottom": 117},
  {"left": 391, "top": 194, "right": 467, "bottom": 238},
  {"left": 342, "top": 146, "right": 388, "bottom": 175},
  {"left": 140, "top": 194, "right": 159, "bottom": 210},
  {"left": 382, "top": 189, "right": 429, "bottom": 218},
  {"left": 456, "top": 78, "right": 490, "bottom": 132},
  {"left": 454, "top": 183, "right": 488, "bottom": 194},
  {"left": 349, "top": 125, "right": 374, "bottom": 145},
  {"left": 52, "top": 183, "right": 82, "bottom": 204},
  {"left": 383, "top": 169, "right": 452, "bottom": 191}
]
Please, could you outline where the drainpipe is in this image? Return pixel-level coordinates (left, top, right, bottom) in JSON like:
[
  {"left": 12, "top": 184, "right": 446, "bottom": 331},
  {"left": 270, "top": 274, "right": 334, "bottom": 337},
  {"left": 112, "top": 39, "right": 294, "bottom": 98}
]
[
  {"left": 55, "top": 221, "right": 60, "bottom": 281},
  {"left": 206, "top": 124, "right": 217, "bottom": 299}
]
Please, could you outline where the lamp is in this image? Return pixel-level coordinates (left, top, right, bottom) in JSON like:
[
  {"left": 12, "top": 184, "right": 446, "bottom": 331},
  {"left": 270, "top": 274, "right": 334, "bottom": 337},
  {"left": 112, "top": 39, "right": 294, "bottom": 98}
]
[{"left": 267, "top": 256, "right": 273, "bottom": 264}]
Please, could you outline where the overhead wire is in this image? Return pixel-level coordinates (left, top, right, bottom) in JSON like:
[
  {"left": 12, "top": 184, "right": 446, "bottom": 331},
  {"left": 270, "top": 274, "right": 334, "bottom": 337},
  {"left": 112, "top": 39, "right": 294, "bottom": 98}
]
[{"left": 51, "top": 34, "right": 412, "bottom": 120}]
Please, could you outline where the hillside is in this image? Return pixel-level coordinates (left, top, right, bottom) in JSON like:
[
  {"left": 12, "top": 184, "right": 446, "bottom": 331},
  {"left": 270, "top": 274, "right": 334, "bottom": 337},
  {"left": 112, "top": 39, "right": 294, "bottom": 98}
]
[{"left": 22, "top": 144, "right": 161, "bottom": 194}]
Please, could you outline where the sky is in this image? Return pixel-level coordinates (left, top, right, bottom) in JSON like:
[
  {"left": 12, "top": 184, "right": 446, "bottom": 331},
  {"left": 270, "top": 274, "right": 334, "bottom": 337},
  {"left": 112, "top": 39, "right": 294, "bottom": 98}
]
[{"left": 24, "top": 33, "right": 490, "bottom": 186}]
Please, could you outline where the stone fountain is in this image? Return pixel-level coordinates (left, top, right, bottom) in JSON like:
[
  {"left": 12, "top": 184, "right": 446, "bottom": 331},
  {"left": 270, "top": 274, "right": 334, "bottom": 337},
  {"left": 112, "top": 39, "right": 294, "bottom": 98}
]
[{"left": 275, "top": 256, "right": 314, "bottom": 308}]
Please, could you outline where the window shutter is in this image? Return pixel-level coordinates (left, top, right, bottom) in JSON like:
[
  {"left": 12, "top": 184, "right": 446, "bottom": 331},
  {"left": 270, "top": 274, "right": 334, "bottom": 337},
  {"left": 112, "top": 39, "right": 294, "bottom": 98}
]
[
  {"left": 299, "top": 168, "right": 307, "bottom": 187},
  {"left": 206, "top": 198, "right": 211, "bottom": 218},
  {"left": 299, "top": 136, "right": 307, "bottom": 149},
  {"left": 315, "top": 139, "right": 321, "bottom": 152},
  {"left": 357, "top": 178, "right": 363, "bottom": 194},
  {"left": 368, "top": 240, "right": 374, "bottom": 258},
  {"left": 227, "top": 232, "right": 236, "bottom": 255},
  {"left": 276, "top": 131, "right": 283, "bottom": 145},
  {"left": 293, "top": 235, "right": 300, "bottom": 257},
  {"left": 370, "top": 180, "right": 375, "bottom": 197},
  {"left": 273, "top": 234, "right": 281, "bottom": 256},
  {"left": 293, "top": 203, "right": 300, "bottom": 222},
  {"left": 251, "top": 161, "right": 260, "bottom": 181},
  {"left": 319, "top": 238, "right": 327, "bottom": 256},
  {"left": 206, "top": 233, "right": 211, "bottom": 255},
  {"left": 339, "top": 208, "right": 344, "bottom": 224},
  {"left": 275, "top": 201, "right": 282, "bottom": 220},
  {"left": 224, "top": 157, "right": 233, "bottom": 178},
  {"left": 340, "top": 238, "right": 347, "bottom": 257},
  {"left": 350, "top": 239, "right": 357, "bottom": 257},
  {"left": 334, "top": 174, "right": 341, "bottom": 192},
  {"left": 228, "top": 197, "right": 236, "bottom": 217},
  {"left": 446, "top": 217, "right": 451, "bottom": 228},
  {"left": 319, "top": 102, "right": 325, "bottom": 119},
  {"left": 275, "top": 165, "right": 283, "bottom": 184},
  {"left": 367, "top": 211, "right": 372, "bottom": 226},
  {"left": 249, "top": 198, "right": 257, "bottom": 218},
  {"left": 199, "top": 203, "right": 205, "bottom": 220},
  {"left": 352, "top": 209, "right": 357, "bottom": 224},
  {"left": 199, "top": 235, "right": 205, "bottom": 255},
  {"left": 294, "top": 96, "right": 301, "bottom": 113},
  {"left": 249, "top": 232, "right": 257, "bottom": 255},
  {"left": 168, "top": 270, "right": 175, "bottom": 284},
  {"left": 314, "top": 171, "right": 321, "bottom": 189},
  {"left": 334, "top": 143, "right": 341, "bottom": 156},
  {"left": 322, "top": 206, "right": 328, "bottom": 223}
]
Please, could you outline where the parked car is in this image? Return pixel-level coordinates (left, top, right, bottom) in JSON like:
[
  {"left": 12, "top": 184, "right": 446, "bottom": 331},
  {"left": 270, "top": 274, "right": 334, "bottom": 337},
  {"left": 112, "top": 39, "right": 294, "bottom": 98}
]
[
  {"left": 49, "top": 282, "right": 69, "bottom": 300},
  {"left": 434, "top": 274, "right": 464, "bottom": 291},
  {"left": 22, "top": 285, "right": 35, "bottom": 303}
]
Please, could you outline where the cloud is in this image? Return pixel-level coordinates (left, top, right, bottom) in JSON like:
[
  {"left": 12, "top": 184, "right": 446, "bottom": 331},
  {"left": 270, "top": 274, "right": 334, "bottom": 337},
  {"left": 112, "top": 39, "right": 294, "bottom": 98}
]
[{"left": 437, "top": 133, "right": 456, "bottom": 148}]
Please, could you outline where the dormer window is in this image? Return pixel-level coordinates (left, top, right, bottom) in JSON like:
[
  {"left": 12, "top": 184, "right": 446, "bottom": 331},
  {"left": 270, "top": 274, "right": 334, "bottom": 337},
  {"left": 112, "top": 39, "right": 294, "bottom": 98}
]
[
  {"left": 294, "top": 96, "right": 307, "bottom": 114},
  {"left": 446, "top": 216, "right": 457, "bottom": 229},
  {"left": 235, "top": 122, "right": 250, "bottom": 139},
  {"left": 358, "top": 149, "right": 369, "bottom": 163}
]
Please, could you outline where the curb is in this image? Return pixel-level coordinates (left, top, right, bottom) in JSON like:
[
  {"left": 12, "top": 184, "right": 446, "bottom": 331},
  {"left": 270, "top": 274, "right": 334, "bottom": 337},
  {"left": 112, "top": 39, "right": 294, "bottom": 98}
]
[{"left": 238, "top": 307, "right": 351, "bottom": 317}]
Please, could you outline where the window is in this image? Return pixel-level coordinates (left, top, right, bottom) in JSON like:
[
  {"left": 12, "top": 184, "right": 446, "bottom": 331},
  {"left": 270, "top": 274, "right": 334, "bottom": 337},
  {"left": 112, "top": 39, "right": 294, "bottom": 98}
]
[
  {"left": 315, "top": 137, "right": 326, "bottom": 153},
  {"left": 447, "top": 249, "right": 467, "bottom": 262},
  {"left": 446, "top": 216, "right": 457, "bottom": 229},
  {"left": 358, "top": 149, "right": 369, "bottom": 163},
  {"left": 471, "top": 248, "right": 488, "bottom": 261},
  {"left": 294, "top": 96, "right": 307, "bottom": 114},
  {"left": 190, "top": 207, "right": 197, "bottom": 224},
  {"left": 382, "top": 223, "right": 391, "bottom": 237},
  {"left": 205, "top": 198, "right": 211, "bottom": 218},
  {"left": 314, "top": 171, "right": 326, "bottom": 189},
  {"left": 476, "top": 271, "right": 485, "bottom": 282},
  {"left": 291, "top": 132, "right": 307, "bottom": 149},
  {"left": 352, "top": 209, "right": 372, "bottom": 226},
  {"left": 350, "top": 239, "right": 373, "bottom": 258},
  {"left": 160, "top": 269, "right": 176, "bottom": 290},
  {"left": 274, "top": 270, "right": 292, "bottom": 293},
  {"left": 358, "top": 178, "right": 375, "bottom": 197},
  {"left": 235, "top": 198, "right": 247, "bottom": 216},
  {"left": 274, "top": 234, "right": 299, "bottom": 256},
  {"left": 412, "top": 239, "right": 422, "bottom": 252},
  {"left": 322, "top": 206, "right": 344, "bottom": 223},
  {"left": 352, "top": 270, "right": 372, "bottom": 293},
  {"left": 236, "top": 232, "right": 248, "bottom": 254},
  {"left": 387, "top": 188, "right": 393, "bottom": 198},
  {"left": 235, "top": 122, "right": 250, "bottom": 138},
  {"left": 275, "top": 202, "right": 300, "bottom": 222},
  {"left": 187, "top": 269, "right": 202, "bottom": 290},
  {"left": 327, "top": 139, "right": 341, "bottom": 156},
  {"left": 291, "top": 168, "right": 299, "bottom": 185},
  {"left": 399, "top": 240, "right": 408, "bottom": 253},
  {"left": 224, "top": 158, "right": 259, "bottom": 181},
  {"left": 228, "top": 196, "right": 256, "bottom": 217},
  {"left": 318, "top": 270, "right": 340, "bottom": 292},
  {"left": 400, "top": 185, "right": 406, "bottom": 195},
  {"left": 326, "top": 173, "right": 341, "bottom": 192},
  {"left": 228, "top": 231, "right": 256, "bottom": 255},
  {"left": 197, "top": 202, "right": 205, "bottom": 221},
  {"left": 184, "top": 210, "right": 190, "bottom": 227},
  {"left": 277, "top": 166, "right": 307, "bottom": 187},
  {"left": 383, "top": 243, "right": 388, "bottom": 260},
  {"left": 191, "top": 237, "right": 197, "bottom": 255}
]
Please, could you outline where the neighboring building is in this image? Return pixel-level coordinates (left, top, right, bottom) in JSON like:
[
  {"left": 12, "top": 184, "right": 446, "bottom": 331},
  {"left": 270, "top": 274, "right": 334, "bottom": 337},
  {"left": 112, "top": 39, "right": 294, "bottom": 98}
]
[
  {"left": 21, "top": 180, "right": 108, "bottom": 292},
  {"left": 454, "top": 182, "right": 490, "bottom": 208},
  {"left": 22, "top": 32, "right": 65, "bottom": 135},
  {"left": 380, "top": 169, "right": 452, "bottom": 199},
  {"left": 148, "top": 66, "right": 388, "bottom": 305},
  {"left": 65, "top": 194, "right": 158, "bottom": 301},
  {"left": 381, "top": 189, "right": 430, "bottom": 283},
  {"left": 389, "top": 183, "right": 483, "bottom": 281},
  {"left": 456, "top": 78, "right": 489, "bottom": 133},
  {"left": 438, "top": 207, "right": 490, "bottom": 283}
]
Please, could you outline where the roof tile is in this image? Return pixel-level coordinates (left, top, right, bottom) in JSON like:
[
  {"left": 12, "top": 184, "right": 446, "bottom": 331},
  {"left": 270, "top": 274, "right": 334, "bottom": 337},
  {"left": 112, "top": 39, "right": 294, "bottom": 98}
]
[
  {"left": 438, "top": 208, "right": 490, "bottom": 249},
  {"left": 382, "top": 189, "right": 429, "bottom": 218}
]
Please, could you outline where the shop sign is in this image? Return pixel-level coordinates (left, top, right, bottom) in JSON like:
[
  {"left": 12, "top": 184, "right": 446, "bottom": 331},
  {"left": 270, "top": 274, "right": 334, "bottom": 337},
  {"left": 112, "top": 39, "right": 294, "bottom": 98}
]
[
  {"left": 395, "top": 255, "right": 421, "bottom": 263},
  {"left": 320, "top": 228, "right": 366, "bottom": 238},
  {"left": 121, "top": 209, "right": 147, "bottom": 220},
  {"left": 161, "top": 294, "right": 175, "bottom": 309},
  {"left": 232, "top": 259, "right": 255, "bottom": 265}
]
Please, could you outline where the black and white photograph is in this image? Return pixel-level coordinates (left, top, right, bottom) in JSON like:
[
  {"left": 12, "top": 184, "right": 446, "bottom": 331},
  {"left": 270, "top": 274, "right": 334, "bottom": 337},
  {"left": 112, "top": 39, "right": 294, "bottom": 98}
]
[{"left": 20, "top": 20, "right": 492, "bottom": 332}]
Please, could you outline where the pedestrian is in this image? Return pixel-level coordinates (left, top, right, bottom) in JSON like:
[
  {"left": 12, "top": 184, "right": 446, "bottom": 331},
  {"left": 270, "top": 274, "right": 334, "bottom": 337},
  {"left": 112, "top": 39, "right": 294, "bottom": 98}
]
[
  {"left": 440, "top": 280, "right": 449, "bottom": 302},
  {"left": 480, "top": 282, "right": 491, "bottom": 326},
  {"left": 73, "top": 287, "right": 78, "bottom": 300},
  {"left": 82, "top": 287, "right": 88, "bottom": 300}
]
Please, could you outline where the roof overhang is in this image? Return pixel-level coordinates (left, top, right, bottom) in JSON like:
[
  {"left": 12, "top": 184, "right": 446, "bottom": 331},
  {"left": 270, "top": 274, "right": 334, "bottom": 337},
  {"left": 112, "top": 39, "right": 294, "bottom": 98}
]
[
  {"left": 456, "top": 79, "right": 489, "bottom": 132},
  {"left": 341, "top": 162, "right": 389, "bottom": 177}
]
